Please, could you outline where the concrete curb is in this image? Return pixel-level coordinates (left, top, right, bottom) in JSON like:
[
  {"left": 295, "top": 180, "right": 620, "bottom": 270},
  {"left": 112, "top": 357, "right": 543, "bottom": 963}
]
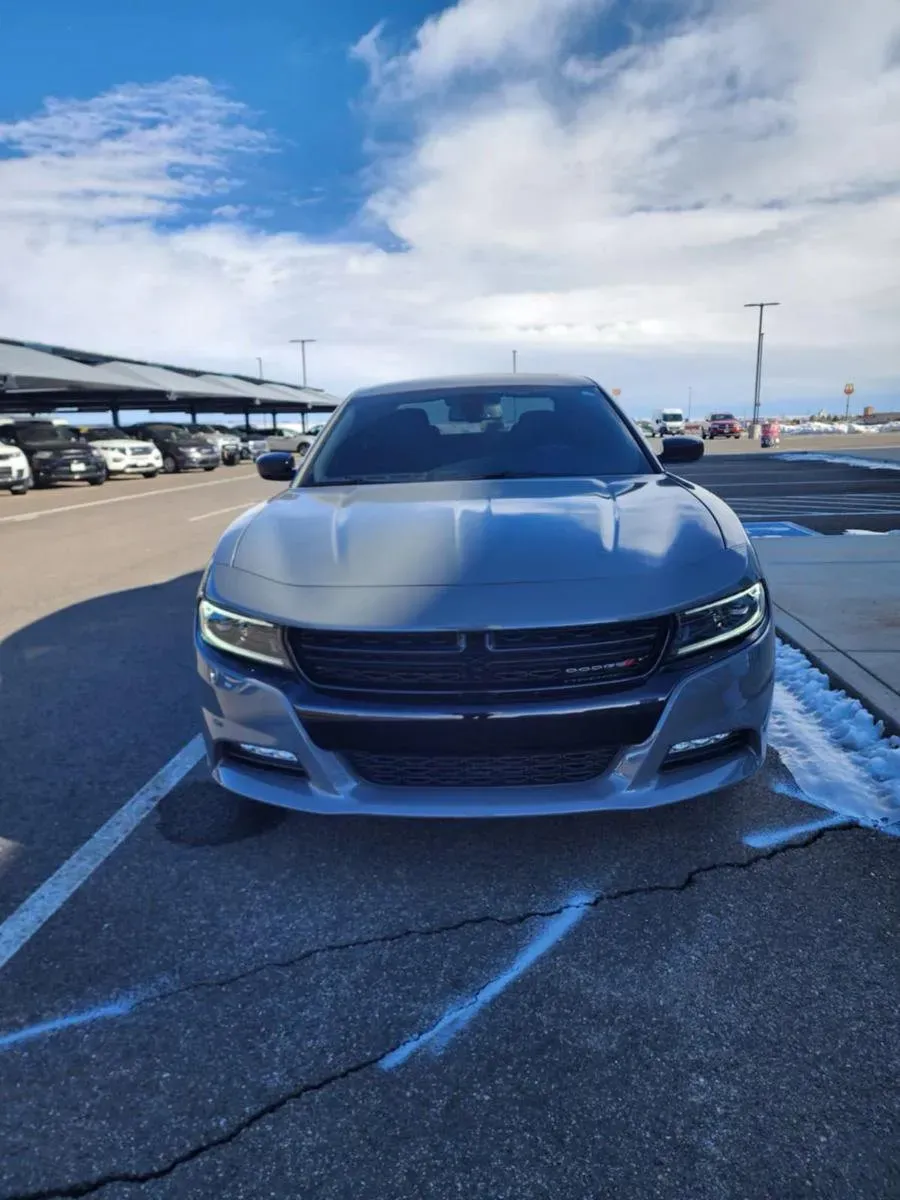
[{"left": 774, "top": 609, "right": 900, "bottom": 739}]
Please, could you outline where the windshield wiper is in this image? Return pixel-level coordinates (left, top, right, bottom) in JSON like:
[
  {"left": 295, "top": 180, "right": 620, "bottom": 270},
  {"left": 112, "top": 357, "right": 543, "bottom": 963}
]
[{"left": 310, "top": 473, "right": 428, "bottom": 487}]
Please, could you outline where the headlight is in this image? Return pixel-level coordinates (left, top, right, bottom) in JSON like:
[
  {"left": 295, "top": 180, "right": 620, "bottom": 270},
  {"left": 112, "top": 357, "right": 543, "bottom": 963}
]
[
  {"left": 669, "top": 582, "right": 766, "bottom": 658},
  {"left": 198, "top": 599, "right": 290, "bottom": 668},
  {"left": 33, "top": 450, "right": 54, "bottom": 460}
]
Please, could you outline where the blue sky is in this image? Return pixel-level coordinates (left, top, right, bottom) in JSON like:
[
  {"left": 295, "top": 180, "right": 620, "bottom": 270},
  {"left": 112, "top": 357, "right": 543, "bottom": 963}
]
[
  {"left": 0, "top": 0, "right": 897, "bottom": 411},
  {"left": 0, "top": 0, "right": 441, "bottom": 239}
]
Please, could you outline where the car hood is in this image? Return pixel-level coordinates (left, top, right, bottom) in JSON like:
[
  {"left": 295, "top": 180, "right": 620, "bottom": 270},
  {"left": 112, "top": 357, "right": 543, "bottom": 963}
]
[
  {"left": 20, "top": 440, "right": 93, "bottom": 454},
  {"left": 207, "top": 477, "right": 758, "bottom": 630}
]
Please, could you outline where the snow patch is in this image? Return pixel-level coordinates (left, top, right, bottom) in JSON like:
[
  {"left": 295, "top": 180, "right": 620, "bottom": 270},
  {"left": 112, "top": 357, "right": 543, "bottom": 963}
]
[
  {"left": 768, "top": 641, "right": 900, "bottom": 832},
  {"left": 772, "top": 451, "right": 900, "bottom": 472},
  {"left": 782, "top": 422, "right": 900, "bottom": 436}
]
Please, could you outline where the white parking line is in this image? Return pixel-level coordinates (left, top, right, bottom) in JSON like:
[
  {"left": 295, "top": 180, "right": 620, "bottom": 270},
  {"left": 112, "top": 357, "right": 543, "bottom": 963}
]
[
  {"left": 0, "top": 736, "right": 204, "bottom": 972},
  {"left": 0, "top": 472, "right": 261, "bottom": 526},
  {"left": 188, "top": 502, "right": 261, "bottom": 523}
]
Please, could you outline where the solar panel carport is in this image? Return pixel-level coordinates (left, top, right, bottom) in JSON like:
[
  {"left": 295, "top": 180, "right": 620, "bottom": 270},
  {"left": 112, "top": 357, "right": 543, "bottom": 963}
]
[{"left": 0, "top": 337, "right": 342, "bottom": 428}]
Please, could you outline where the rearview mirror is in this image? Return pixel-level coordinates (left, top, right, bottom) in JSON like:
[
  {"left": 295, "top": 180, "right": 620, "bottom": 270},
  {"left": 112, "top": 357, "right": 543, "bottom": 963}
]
[
  {"left": 659, "top": 436, "right": 704, "bottom": 465},
  {"left": 256, "top": 451, "right": 296, "bottom": 482}
]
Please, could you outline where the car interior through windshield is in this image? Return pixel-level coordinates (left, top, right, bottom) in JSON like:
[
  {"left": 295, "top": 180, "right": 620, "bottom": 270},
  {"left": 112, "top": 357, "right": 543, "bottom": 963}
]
[{"left": 303, "top": 385, "right": 653, "bottom": 485}]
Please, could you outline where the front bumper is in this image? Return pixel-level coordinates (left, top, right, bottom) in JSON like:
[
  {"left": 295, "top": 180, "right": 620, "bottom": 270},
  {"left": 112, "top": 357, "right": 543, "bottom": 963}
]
[
  {"left": 179, "top": 453, "right": 220, "bottom": 470},
  {"left": 33, "top": 459, "right": 105, "bottom": 483},
  {"left": 197, "top": 621, "right": 775, "bottom": 817},
  {"left": 0, "top": 466, "right": 30, "bottom": 489},
  {"left": 108, "top": 458, "right": 162, "bottom": 474}
]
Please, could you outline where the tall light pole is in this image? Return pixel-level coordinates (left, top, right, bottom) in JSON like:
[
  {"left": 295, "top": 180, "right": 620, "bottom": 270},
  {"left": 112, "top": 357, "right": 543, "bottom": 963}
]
[
  {"left": 512, "top": 349, "right": 518, "bottom": 374},
  {"left": 687, "top": 386, "right": 693, "bottom": 419},
  {"left": 744, "top": 302, "right": 779, "bottom": 435},
  {"left": 256, "top": 357, "right": 264, "bottom": 381},
  {"left": 289, "top": 338, "right": 316, "bottom": 388}
]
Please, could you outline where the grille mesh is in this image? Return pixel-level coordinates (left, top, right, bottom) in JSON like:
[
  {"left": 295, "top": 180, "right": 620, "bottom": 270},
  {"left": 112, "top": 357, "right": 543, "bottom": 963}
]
[{"left": 346, "top": 747, "right": 618, "bottom": 788}]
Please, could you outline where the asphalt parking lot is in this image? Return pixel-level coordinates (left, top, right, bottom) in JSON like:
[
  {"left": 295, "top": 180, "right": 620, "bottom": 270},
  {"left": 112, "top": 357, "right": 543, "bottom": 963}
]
[
  {"left": 677, "top": 454, "right": 900, "bottom": 533},
  {"left": 1, "top": 453, "right": 898, "bottom": 1198}
]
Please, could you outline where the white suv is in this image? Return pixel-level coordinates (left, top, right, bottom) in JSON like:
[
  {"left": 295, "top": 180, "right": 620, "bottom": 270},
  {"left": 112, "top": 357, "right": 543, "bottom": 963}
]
[
  {"left": 79, "top": 427, "right": 163, "bottom": 478},
  {"left": 0, "top": 442, "right": 32, "bottom": 494}
]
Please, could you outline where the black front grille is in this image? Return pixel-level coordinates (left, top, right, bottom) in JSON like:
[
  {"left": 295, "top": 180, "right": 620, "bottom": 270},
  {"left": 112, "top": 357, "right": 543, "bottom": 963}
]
[
  {"left": 286, "top": 618, "right": 669, "bottom": 702},
  {"left": 346, "top": 747, "right": 618, "bottom": 788}
]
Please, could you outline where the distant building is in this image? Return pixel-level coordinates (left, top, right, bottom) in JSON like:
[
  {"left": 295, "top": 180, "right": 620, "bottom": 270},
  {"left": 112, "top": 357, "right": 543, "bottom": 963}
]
[{"left": 858, "top": 410, "right": 900, "bottom": 425}]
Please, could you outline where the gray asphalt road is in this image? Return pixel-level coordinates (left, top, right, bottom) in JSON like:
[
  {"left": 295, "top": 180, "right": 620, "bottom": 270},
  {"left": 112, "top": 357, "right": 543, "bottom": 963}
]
[{"left": 0, "top": 455, "right": 898, "bottom": 1199}]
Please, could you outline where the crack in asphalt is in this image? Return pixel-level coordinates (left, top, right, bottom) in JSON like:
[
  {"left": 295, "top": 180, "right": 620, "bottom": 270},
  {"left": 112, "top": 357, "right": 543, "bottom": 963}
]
[{"left": 3, "top": 820, "right": 859, "bottom": 1200}]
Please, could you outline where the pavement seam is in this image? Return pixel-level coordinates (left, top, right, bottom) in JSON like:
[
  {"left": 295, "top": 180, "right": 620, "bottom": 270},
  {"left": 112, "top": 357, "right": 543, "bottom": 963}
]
[{"left": 2, "top": 820, "right": 862, "bottom": 1200}]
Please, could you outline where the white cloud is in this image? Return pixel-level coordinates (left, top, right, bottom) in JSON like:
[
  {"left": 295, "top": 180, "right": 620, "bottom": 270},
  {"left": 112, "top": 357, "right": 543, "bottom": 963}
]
[
  {"left": 1, "top": 0, "right": 899, "bottom": 413},
  {"left": 353, "top": 0, "right": 601, "bottom": 96}
]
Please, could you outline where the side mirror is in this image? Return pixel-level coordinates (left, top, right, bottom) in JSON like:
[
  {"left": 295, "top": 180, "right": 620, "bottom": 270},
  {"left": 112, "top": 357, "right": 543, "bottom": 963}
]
[
  {"left": 659, "top": 435, "right": 704, "bottom": 465},
  {"left": 256, "top": 451, "right": 296, "bottom": 482}
]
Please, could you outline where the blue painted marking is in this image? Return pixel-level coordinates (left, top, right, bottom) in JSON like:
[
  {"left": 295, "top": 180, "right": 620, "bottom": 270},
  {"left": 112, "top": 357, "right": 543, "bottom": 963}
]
[
  {"left": 379, "top": 893, "right": 592, "bottom": 1071},
  {"left": 743, "top": 521, "right": 818, "bottom": 538},
  {"left": 743, "top": 814, "right": 848, "bottom": 849},
  {"left": 0, "top": 998, "right": 139, "bottom": 1051}
]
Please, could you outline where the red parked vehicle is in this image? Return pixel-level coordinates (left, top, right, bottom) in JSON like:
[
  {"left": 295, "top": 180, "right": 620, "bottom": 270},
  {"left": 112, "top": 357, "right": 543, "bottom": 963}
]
[
  {"left": 760, "top": 419, "right": 781, "bottom": 447},
  {"left": 703, "top": 412, "right": 743, "bottom": 439}
]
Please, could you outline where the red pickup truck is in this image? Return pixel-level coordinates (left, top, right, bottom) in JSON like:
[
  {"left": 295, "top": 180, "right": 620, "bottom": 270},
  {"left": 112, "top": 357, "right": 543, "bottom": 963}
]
[{"left": 703, "top": 412, "right": 742, "bottom": 439}]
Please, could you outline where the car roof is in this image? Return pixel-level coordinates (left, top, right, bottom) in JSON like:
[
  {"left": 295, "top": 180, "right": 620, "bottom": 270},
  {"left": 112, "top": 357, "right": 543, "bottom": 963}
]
[{"left": 348, "top": 373, "right": 597, "bottom": 399}]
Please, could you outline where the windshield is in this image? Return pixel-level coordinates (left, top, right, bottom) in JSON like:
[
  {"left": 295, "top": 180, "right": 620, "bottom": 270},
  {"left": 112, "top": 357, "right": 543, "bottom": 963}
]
[
  {"left": 301, "top": 384, "right": 652, "bottom": 486},
  {"left": 710, "top": 413, "right": 735, "bottom": 421},
  {"left": 83, "top": 428, "right": 134, "bottom": 441},
  {"left": 14, "top": 423, "right": 80, "bottom": 445},
  {"left": 145, "top": 426, "right": 195, "bottom": 442},
  {"left": 661, "top": 410, "right": 683, "bottom": 422}
]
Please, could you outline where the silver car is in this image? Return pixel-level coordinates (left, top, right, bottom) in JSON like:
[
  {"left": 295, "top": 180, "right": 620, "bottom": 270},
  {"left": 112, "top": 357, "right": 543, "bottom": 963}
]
[
  {"left": 186, "top": 423, "right": 242, "bottom": 463},
  {"left": 196, "top": 375, "right": 774, "bottom": 817}
]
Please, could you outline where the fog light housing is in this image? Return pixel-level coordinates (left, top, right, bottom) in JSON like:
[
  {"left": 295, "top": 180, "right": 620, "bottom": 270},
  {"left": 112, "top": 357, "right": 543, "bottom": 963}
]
[
  {"left": 669, "top": 733, "right": 733, "bottom": 755},
  {"left": 223, "top": 742, "right": 308, "bottom": 776},
  {"left": 237, "top": 743, "right": 298, "bottom": 763},
  {"left": 661, "top": 731, "right": 746, "bottom": 770}
]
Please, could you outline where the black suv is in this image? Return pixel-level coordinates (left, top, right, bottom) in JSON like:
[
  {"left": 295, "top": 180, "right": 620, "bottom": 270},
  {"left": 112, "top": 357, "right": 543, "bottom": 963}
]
[
  {"left": 126, "top": 423, "right": 220, "bottom": 474},
  {"left": 0, "top": 420, "right": 106, "bottom": 488}
]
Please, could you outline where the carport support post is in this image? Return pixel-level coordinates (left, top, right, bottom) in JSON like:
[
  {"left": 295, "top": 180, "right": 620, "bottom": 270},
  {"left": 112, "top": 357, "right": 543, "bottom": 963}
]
[
  {"left": 243, "top": 407, "right": 250, "bottom": 433},
  {"left": 112, "top": 406, "right": 121, "bottom": 428},
  {"left": 189, "top": 406, "right": 197, "bottom": 424},
  {"left": 271, "top": 411, "right": 278, "bottom": 430}
]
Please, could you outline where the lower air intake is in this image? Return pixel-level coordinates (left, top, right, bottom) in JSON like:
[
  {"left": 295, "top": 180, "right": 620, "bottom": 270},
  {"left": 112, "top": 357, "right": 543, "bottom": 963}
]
[{"left": 346, "top": 747, "right": 618, "bottom": 789}]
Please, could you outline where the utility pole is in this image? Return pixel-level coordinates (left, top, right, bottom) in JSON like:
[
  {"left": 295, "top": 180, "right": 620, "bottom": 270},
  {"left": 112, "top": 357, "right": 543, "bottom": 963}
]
[
  {"left": 687, "top": 386, "right": 693, "bottom": 419},
  {"left": 289, "top": 338, "right": 316, "bottom": 388},
  {"left": 512, "top": 349, "right": 518, "bottom": 374},
  {"left": 256, "top": 357, "right": 263, "bottom": 381},
  {"left": 744, "top": 302, "right": 780, "bottom": 436}
]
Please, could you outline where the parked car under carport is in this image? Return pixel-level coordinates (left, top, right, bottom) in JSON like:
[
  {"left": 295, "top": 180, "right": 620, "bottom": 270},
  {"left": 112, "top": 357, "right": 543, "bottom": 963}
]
[{"left": 126, "top": 423, "right": 221, "bottom": 473}]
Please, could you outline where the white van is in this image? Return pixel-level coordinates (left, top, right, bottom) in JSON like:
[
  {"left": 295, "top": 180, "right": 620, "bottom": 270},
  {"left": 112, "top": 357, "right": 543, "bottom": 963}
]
[{"left": 653, "top": 408, "right": 686, "bottom": 435}]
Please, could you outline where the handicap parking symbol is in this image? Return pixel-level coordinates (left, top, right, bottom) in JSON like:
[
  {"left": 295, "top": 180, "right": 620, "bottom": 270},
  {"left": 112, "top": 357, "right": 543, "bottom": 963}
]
[{"left": 743, "top": 521, "right": 819, "bottom": 538}]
